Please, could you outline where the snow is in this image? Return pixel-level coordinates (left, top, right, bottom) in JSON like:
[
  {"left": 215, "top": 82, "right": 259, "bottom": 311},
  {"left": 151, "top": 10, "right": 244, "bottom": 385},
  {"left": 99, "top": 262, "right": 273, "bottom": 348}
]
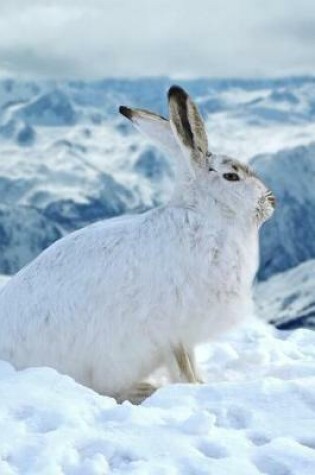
[
  {"left": 0, "top": 320, "right": 314, "bottom": 475},
  {"left": 0, "top": 275, "right": 10, "bottom": 288}
]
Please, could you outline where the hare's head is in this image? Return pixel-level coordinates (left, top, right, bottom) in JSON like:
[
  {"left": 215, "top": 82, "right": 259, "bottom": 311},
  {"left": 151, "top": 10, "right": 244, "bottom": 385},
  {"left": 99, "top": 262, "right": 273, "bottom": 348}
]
[
  {"left": 119, "top": 86, "right": 275, "bottom": 225},
  {"left": 200, "top": 153, "right": 275, "bottom": 224}
]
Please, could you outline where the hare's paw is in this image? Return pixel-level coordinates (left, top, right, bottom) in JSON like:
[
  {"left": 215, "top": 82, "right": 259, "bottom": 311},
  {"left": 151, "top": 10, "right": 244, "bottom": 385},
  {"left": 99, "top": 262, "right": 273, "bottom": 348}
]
[{"left": 118, "top": 382, "right": 159, "bottom": 405}]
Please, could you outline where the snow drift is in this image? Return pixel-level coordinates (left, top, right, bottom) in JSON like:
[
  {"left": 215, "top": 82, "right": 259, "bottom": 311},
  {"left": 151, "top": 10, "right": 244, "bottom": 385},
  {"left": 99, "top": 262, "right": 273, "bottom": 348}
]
[{"left": 0, "top": 320, "right": 314, "bottom": 474}]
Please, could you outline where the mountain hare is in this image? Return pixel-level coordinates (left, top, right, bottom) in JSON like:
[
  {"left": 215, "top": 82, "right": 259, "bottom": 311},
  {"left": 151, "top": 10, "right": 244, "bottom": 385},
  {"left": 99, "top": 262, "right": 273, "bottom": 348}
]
[{"left": 0, "top": 86, "right": 275, "bottom": 403}]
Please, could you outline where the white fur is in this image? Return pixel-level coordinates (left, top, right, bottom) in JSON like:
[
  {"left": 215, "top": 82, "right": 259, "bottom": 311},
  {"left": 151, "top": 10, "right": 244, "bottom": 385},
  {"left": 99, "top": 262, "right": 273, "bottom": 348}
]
[{"left": 0, "top": 86, "right": 275, "bottom": 399}]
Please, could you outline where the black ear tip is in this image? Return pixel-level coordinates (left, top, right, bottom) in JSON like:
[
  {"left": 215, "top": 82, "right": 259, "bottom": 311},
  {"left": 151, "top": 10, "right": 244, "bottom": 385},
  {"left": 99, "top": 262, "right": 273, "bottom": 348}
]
[
  {"left": 168, "top": 85, "right": 188, "bottom": 102},
  {"left": 119, "top": 105, "right": 133, "bottom": 120}
]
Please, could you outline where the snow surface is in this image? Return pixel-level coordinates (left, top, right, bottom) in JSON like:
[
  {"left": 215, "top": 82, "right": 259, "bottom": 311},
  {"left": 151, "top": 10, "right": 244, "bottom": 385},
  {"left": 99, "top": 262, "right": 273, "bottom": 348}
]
[
  {"left": 0, "top": 320, "right": 314, "bottom": 475},
  {"left": 0, "top": 275, "right": 10, "bottom": 290}
]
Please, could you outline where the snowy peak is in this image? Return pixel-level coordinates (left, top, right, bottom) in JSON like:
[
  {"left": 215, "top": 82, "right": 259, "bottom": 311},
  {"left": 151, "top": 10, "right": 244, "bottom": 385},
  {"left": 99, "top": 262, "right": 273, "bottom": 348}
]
[{"left": 9, "top": 89, "right": 78, "bottom": 126}]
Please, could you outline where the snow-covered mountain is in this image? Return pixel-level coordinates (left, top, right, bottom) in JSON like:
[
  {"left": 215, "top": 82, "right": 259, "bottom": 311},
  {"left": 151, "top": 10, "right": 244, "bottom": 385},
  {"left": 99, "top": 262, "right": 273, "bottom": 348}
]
[
  {"left": 0, "top": 204, "right": 61, "bottom": 274},
  {"left": 255, "top": 259, "right": 315, "bottom": 330},
  {"left": 0, "top": 77, "right": 314, "bottom": 328},
  {"left": 11, "top": 89, "right": 78, "bottom": 126},
  {"left": 252, "top": 141, "right": 315, "bottom": 280}
]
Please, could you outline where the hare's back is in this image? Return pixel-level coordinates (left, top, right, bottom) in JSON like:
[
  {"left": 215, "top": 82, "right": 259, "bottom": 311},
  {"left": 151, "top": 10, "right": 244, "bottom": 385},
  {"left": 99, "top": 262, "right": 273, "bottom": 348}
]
[{"left": 0, "top": 212, "right": 147, "bottom": 325}]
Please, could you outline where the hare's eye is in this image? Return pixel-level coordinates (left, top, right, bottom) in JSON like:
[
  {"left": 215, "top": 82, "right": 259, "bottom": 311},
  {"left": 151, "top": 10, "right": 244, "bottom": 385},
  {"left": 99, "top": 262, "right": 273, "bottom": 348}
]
[{"left": 223, "top": 172, "right": 240, "bottom": 182}]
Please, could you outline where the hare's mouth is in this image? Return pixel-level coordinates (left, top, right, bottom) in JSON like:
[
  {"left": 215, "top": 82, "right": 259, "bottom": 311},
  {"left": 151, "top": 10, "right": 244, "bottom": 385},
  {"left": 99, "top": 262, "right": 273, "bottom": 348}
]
[{"left": 256, "top": 191, "right": 276, "bottom": 223}]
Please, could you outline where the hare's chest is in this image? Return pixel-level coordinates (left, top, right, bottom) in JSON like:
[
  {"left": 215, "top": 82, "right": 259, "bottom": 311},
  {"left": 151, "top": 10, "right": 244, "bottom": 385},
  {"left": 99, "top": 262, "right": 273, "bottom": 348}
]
[
  {"left": 180, "top": 231, "right": 258, "bottom": 345},
  {"left": 207, "top": 230, "right": 259, "bottom": 294}
]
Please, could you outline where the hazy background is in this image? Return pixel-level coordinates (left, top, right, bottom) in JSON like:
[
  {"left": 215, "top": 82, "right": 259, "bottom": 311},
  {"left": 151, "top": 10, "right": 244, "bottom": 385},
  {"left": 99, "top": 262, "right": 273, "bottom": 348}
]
[{"left": 0, "top": 0, "right": 315, "bottom": 78}]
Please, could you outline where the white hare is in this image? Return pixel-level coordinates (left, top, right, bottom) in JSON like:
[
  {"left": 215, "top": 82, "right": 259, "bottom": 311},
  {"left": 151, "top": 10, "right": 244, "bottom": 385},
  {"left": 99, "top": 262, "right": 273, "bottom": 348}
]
[{"left": 0, "top": 86, "right": 275, "bottom": 403}]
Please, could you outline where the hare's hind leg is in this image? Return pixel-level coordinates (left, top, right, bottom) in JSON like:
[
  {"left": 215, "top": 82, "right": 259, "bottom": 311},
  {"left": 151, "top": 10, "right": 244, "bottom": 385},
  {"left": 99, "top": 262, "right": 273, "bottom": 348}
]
[
  {"left": 172, "top": 344, "right": 204, "bottom": 384},
  {"left": 117, "top": 381, "right": 159, "bottom": 405}
]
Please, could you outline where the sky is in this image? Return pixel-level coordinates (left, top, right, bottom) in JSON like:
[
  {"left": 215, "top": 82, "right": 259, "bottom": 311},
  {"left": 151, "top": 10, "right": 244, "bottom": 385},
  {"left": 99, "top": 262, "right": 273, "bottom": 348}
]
[{"left": 0, "top": 0, "right": 314, "bottom": 79}]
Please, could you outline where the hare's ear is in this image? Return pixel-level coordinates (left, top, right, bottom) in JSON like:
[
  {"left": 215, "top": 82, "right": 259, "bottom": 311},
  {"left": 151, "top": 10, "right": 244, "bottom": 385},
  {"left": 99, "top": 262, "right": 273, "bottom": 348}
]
[
  {"left": 168, "top": 86, "right": 208, "bottom": 168},
  {"left": 119, "top": 106, "right": 181, "bottom": 159}
]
